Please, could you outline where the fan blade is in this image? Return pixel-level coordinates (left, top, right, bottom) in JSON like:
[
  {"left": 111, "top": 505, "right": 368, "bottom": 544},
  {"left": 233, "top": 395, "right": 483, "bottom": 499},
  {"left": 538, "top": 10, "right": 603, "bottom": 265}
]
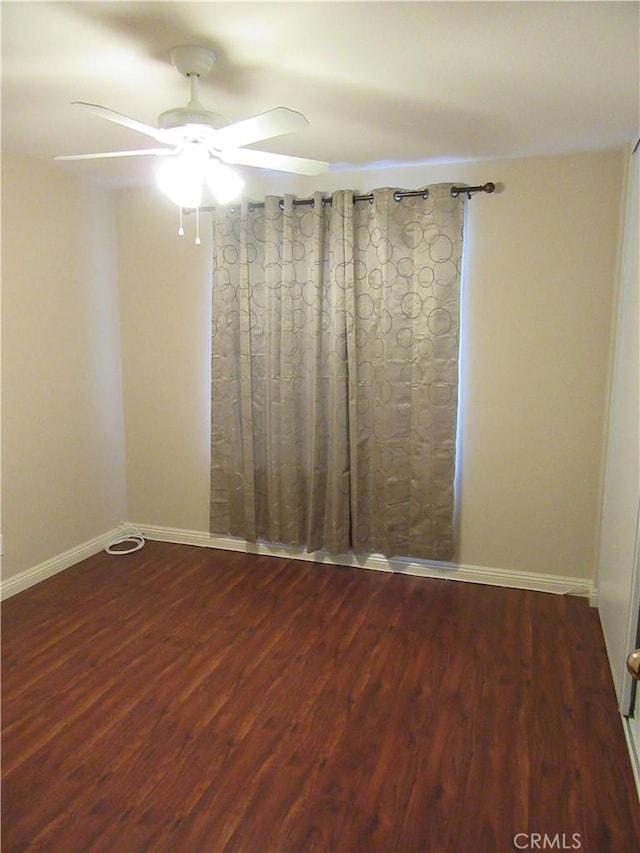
[
  {"left": 72, "top": 101, "right": 162, "bottom": 140},
  {"left": 213, "top": 107, "right": 309, "bottom": 150},
  {"left": 55, "top": 148, "right": 173, "bottom": 161},
  {"left": 221, "top": 148, "right": 329, "bottom": 176}
]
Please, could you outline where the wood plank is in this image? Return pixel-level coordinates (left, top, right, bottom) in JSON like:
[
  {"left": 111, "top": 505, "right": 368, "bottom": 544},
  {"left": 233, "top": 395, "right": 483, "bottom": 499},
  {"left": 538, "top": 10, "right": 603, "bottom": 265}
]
[{"left": 2, "top": 541, "right": 639, "bottom": 852}]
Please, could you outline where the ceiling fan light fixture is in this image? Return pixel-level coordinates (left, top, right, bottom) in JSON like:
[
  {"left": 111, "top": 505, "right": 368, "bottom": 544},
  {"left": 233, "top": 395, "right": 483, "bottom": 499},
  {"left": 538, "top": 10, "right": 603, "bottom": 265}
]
[
  {"left": 205, "top": 159, "right": 244, "bottom": 205},
  {"left": 156, "top": 151, "right": 204, "bottom": 208}
]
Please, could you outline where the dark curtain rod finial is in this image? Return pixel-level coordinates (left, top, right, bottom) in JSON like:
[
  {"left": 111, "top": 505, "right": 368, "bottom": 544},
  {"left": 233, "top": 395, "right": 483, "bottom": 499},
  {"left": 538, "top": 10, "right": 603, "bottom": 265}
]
[{"left": 450, "top": 182, "right": 496, "bottom": 199}]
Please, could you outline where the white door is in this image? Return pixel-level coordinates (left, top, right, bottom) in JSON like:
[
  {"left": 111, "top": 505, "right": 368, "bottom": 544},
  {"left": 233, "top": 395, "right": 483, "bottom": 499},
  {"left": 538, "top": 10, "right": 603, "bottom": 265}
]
[
  {"left": 623, "top": 516, "right": 640, "bottom": 789},
  {"left": 596, "top": 138, "right": 639, "bottom": 784},
  {"left": 623, "top": 523, "right": 640, "bottom": 790}
]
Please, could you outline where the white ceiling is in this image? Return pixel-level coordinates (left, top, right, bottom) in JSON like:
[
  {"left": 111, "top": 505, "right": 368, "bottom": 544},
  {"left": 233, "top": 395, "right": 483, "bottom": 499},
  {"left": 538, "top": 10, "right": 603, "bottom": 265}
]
[{"left": 2, "top": 1, "right": 639, "bottom": 188}]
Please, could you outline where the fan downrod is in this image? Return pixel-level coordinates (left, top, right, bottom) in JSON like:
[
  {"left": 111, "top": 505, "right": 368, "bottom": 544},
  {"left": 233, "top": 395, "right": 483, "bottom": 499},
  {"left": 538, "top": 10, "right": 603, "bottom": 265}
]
[{"left": 169, "top": 45, "right": 216, "bottom": 78}]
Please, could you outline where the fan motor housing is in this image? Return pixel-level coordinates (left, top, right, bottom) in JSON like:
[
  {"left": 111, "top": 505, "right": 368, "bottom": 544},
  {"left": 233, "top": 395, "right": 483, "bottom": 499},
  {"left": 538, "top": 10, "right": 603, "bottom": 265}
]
[{"left": 158, "top": 107, "right": 229, "bottom": 131}]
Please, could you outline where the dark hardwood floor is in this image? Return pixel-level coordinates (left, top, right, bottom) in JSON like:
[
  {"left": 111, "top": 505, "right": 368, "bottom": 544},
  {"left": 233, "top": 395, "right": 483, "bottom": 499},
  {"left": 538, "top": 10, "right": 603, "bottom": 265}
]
[{"left": 2, "top": 541, "right": 639, "bottom": 852}]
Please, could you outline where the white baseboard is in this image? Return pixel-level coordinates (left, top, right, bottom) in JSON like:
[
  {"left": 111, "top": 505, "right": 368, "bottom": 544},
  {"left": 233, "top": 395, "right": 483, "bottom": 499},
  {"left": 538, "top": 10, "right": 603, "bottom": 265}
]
[
  {"left": 0, "top": 527, "right": 122, "bottom": 600},
  {"left": 135, "top": 523, "right": 594, "bottom": 598},
  {"left": 1, "top": 522, "right": 594, "bottom": 601}
]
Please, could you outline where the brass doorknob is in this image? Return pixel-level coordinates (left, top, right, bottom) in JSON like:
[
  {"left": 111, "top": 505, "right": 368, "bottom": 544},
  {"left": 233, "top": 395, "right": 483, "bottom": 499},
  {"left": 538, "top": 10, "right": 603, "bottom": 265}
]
[{"left": 627, "top": 649, "right": 640, "bottom": 680}]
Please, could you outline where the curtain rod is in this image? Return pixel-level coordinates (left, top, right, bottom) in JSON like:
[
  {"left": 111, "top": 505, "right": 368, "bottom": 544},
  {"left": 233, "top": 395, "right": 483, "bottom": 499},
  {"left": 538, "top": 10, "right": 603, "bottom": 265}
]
[{"left": 189, "top": 182, "right": 495, "bottom": 213}]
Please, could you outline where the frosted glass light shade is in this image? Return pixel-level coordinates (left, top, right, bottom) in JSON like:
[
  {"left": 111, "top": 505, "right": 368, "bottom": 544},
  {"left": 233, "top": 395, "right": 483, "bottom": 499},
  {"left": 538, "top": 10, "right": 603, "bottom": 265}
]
[
  {"left": 157, "top": 151, "right": 244, "bottom": 208},
  {"left": 156, "top": 154, "right": 203, "bottom": 208},
  {"left": 205, "top": 160, "right": 244, "bottom": 204}
]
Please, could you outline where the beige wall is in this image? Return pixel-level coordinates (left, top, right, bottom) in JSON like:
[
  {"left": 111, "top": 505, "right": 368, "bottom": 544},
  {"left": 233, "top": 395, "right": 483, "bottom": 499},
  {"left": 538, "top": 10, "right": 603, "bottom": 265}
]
[
  {"left": 117, "top": 148, "right": 625, "bottom": 580},
  {"left": 116, "top": 194, "right": 213, "bottom": 531},
  {"left": 1, "top": 151, "right": 127, "bottom": 579}
]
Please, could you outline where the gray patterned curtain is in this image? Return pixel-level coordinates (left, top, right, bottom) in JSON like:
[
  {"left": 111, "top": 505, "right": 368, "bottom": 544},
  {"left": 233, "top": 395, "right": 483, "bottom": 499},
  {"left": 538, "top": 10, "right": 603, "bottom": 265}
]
[{"left": 210, "top": 185, "right": 465, "bottom": 560}]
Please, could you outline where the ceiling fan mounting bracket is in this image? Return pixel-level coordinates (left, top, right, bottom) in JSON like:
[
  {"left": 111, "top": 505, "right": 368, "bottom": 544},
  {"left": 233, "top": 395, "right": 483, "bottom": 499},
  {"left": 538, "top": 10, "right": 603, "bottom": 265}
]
[{"left": 169, "top": 45, "right": 216, "bottom": 78}]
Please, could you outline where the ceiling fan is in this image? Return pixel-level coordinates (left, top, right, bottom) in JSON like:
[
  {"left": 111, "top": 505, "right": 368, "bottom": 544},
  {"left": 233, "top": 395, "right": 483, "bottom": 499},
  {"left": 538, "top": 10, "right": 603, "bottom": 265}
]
[{"left": 56, "top": 44, "right": 329, "bottom": 207}]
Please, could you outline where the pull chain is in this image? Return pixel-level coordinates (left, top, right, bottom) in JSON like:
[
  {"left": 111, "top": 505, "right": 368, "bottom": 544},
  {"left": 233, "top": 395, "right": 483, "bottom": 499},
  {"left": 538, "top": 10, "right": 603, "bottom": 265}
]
[
  {"left": 195, "top": 206, "right": 201, "bottom": 245},
  {"left": 178, "top": 207, "right": 184, "bottom": 237}
]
